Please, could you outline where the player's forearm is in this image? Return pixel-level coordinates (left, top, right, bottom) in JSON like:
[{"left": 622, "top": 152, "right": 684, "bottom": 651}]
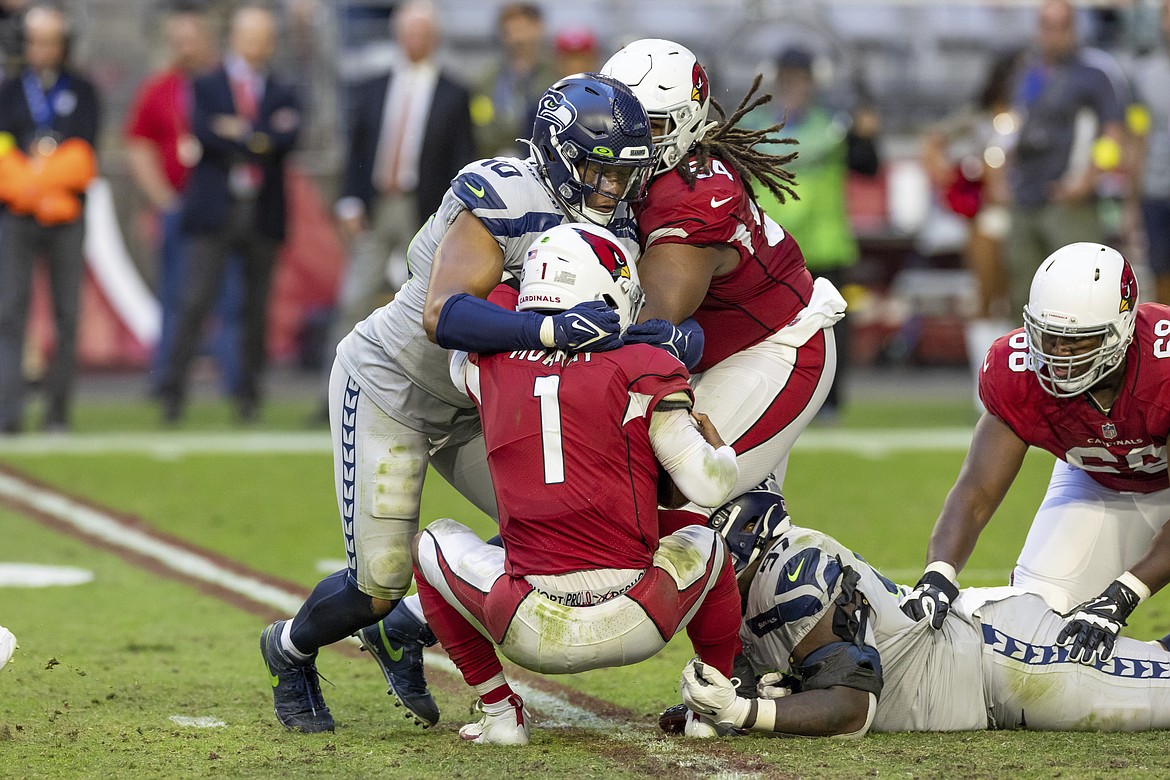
[
  {"left": 725, "top": 688, "right": 874, "bottom": 738},
  {"left": 649, "top": 408, "right": 737, "bottom": 507}
]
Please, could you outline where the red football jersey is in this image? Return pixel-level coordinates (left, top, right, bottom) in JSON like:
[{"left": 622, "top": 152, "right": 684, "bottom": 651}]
[
  {"left": 979, "top": 303, "right": 1170, "bottom": 493},
  {"left": 636, "top": 156, "right": 815, "bottom": 372},
  {"left": 467, "top": 344, "right": 692, "bottom": 575}
]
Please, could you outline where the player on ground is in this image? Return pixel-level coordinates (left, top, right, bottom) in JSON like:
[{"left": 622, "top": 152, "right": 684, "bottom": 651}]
[
  {"left": 668, "top": 487, "right": 1170, "bottom": 737},
  {"left": 413, "top": 223, "right": 742, "bottom": 746},
  {"left": 602, "top": 39, "right": 846, "bottom": 533},
  {"left": 901, "top": 243, "right": 1170, "bottom": 669},
  {"left": 259, "top": 74, "right": 658, "bottom": 733}
]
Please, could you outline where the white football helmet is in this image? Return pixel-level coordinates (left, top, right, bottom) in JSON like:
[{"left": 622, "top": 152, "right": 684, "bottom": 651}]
[
  {"left": 601, "top": 38, "right": 712, "bottom": 176},
  {"left": 1023, "top": 242, "right": 1138, "bottom": 397},
  {"left": 518, "top": 223, "right": 644, "bottom": 330}
]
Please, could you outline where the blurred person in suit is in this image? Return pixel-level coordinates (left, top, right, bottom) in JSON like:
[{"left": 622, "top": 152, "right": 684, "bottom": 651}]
[
  {"left": 318, "top": 0, "right": 474, "bottom": 421},
  {"left": 0, "top": 2, "right": 99, "bottom": 434},
  {"left": 124, "top": 6, "right": 245, "bottom": 399},
  {"left": 470, "top": 2, "right": 556, "bottom": 158},
  {"left": 158, "top": 4, "right": 301, "bottom": 424}
]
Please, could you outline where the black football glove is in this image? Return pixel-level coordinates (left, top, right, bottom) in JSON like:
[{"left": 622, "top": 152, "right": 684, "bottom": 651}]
[
  {"left": 1057, "top": 579, "right": 1142, "bottom": 665},
  {"left": 623, "top": 317, "right": 704, "bottom": 370},
  {"left": 545, "top": 300, "right": 623, "bottom": 352},
  {"left": 900, "top": 570, "right": 960, "bottom": 630}
]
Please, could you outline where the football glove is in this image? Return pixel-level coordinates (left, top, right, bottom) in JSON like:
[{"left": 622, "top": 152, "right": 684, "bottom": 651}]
[
  {"left": 900, "top": 569, "right": 960, "bottom": 630},
  {"left": 1057, "top": 578, "right": 1143, "bottom": 665},
  {"left": 679, "top": 658, "right": 748, "bottom": 730},
  {"left": 542, "top": 300, "right": 623, "bottom": 352},
  {"left": 623, "top": 317, "right": 704, "bottom": 370},
  {"left": 756, "top": 671, "right": 800, "bottom": 700}
]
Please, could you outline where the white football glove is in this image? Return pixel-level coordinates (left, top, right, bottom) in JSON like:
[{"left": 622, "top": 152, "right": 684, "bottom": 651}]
[
  {"left": 680, "top": 658, "right": 747, "bottom": 729},
  {"left": 756, "top": 671, "right": 798, "bottom": 700}
]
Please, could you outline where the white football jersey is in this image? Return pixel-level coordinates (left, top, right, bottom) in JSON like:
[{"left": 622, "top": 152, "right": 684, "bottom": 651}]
[
  {"left": 336, "top": 155, "right": 639, "bottom": 436},
  {"left": 742, "top": 524, "right": 990, "bottom": 732}
]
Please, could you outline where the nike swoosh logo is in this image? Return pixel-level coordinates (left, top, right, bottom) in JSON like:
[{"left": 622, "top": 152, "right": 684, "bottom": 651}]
[
  {"left": 982, "top": 358, "right": 991, "bottom": 372},
  {"left": 571, "top": 321, "right": 596, "bottom": 334},
  {"left": 786, "top": 559, "right": 805, "bottom": 582},
  {"left": 465, "top": 181, "right": 486, "bottom": 198},
  {"left": 710, "top": 195, "right": 733, "bottom": 209},
  {"left": 379, "top": 622, "right": 404, "bottom": 662},
  {"left": 270, "top": 673, "right": 280, "bottom": 688}
]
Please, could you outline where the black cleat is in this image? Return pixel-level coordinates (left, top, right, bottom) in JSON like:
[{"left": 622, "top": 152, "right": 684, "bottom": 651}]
[
  {"left": 357, "top": 609, "right": 439, "bottom": 728},
  {"left": 260, "top": 620, "right": 334, "bottom": 733}
]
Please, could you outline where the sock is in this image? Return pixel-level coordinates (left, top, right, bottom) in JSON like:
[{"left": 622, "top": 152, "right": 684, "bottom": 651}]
[
  {"left": 399, "top": 592, "right": 426, "bottom": 624},
  {"left": 474, "top": 672, "right": 514, "bottom": 705},
  {"left": 685, "top": 560, "right": 742, "bottom": 677},
  {"left": 414, "top": 563, "right": 503, "bottom": 687},
  {"left": 279, "top": 619, "right": 313, "bottom": 663},
  {"left": 288, "top": 569, "right": 390, "bottom": 655}
]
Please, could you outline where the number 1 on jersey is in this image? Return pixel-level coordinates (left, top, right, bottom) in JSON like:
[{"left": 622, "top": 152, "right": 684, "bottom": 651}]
[{"left": 533, "top": 375, "right": 565, "bottom": 484}]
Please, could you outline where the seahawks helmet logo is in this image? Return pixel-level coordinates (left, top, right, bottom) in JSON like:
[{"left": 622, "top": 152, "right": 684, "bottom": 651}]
[
  {"left": 537, "top": 89, "right": 577, "bottom": 133},
  {"left": 576, "top": 228, "right": 631, "bottom": 280},
  {"left": 691, "top": 62, "right": 709, "bottom": 105}
]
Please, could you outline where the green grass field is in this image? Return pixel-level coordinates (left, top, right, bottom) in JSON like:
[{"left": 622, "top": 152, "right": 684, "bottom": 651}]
[{"left": 3, "top": 394, "right": 1170, "bottom": 778}]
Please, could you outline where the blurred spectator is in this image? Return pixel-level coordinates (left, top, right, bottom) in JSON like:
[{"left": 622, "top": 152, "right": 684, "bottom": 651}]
[
  {"left": 1130, "top": 0, "right": 1170, "bottom": 305},
  {"left": 922, "top": 51, "right": 1021, "bottom": 412},
  {"left": 748, "top": 47, "right": 880, "bottom": 424},
  {"left": 124, "top": 7, "right": 245, "bottom": 399},
  {"left": 0, "top": 0, "right": 29, "bottom": 82},
  {"left": 1007, "top": 0, "right": 1125, "bottom": 314},
  {"left": 470, "top": 2, "right": 556, "bottom": 158},
  {"left": 158, "top": 5, "right": 301, "bottom": 424},
  {"left": 319, "top": 0, "right": 474, "bottom": 420},
  {"left": 0, "top": 3, "right": 100, "bottom": 434},
  {"left": 553, "top": 25, "right": 598, "bottom": 78}
]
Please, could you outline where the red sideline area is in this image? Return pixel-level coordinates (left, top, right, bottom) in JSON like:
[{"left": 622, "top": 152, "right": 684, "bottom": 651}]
[{"left": 25, "top": 165, "right": 344, "bottom": 370}]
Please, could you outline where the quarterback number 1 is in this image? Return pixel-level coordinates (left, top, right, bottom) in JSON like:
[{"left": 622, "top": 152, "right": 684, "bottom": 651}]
[{"left": 533, "top": 375, "right": 565, "bottom": 484}]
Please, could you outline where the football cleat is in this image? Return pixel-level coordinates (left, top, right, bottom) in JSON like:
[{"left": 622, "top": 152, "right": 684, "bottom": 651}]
[
  {"left": 458, "top": 694, "right": 531, "bottom": 746},
  {"left": 260, "top": 621, "right": 334, "bottom": 733},
  {"left": 356, "top": 609, "right": 440, "bottom": 728}
]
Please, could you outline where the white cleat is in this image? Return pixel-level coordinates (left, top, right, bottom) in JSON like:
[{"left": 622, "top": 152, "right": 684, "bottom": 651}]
[
  {"left": 458, "top": 694, "right": 531, "bottom": 746},
  {"left": 0, "top": 625, "right": 16, "bottom": 670}
]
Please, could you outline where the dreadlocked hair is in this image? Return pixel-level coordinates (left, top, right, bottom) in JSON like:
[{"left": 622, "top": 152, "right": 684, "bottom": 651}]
[{"left": 679, "top": 74, "right": 800, "bottom": 204}]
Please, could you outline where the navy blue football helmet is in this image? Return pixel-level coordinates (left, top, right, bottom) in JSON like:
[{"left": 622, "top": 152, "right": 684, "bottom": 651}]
[
  {"left": 530, "top": 73, "right": 656, "bottom": 226},
  {"left": 709, "top": 478, "right": 790, "bottom": 577}
]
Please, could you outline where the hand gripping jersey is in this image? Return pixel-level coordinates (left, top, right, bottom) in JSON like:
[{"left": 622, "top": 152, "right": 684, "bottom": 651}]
[
  {"left": 636, "top": 156, "right": 816, "bottom": 372},
  {"left": 742, "top": 524, "right": 990, "bottom": 732},
  {"left": 336, "top": 155, "right": 640, "bottom": 435},
  {"left": 464, "top": 344, "right": 692, "bottom": 576},
  {"left": 979, "top": 303, "right": 1170, "bottom": 493}
]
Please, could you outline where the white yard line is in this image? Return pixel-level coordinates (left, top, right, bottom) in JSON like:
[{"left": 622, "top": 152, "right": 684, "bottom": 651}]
[
  {"left": 0, "top": 468, "right": 620, "bottom": 732},
  {"left": 0, "top": 428, "right": 975, "bottom": 457}
]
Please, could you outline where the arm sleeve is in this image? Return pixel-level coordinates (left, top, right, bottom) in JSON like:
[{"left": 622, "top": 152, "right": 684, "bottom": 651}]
[
  {"left": 435, "top": 292, "right": 546, "bottom": 353},
  {"left": 648, "top": 406, "right": 738, "bottom": 508}
]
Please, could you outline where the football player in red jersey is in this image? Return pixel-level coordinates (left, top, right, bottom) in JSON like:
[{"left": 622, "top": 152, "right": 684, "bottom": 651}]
[
  {"left": 602, "top": 40, "right": 847, "bottom": 533},
  {"left": 903, "top": 243, "right": 1170, "bottom": 666},
  {"left": 412, "top": 223, "right": 743, "bottom": 745}
]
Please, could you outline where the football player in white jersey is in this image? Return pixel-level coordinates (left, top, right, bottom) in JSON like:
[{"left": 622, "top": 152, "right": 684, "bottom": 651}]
[
  {"left": 259, "top": 74, "right": 659, "bottom": 733},
  {"left": 666, "top": 485, "right": 1170, "bottom": 737}
]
